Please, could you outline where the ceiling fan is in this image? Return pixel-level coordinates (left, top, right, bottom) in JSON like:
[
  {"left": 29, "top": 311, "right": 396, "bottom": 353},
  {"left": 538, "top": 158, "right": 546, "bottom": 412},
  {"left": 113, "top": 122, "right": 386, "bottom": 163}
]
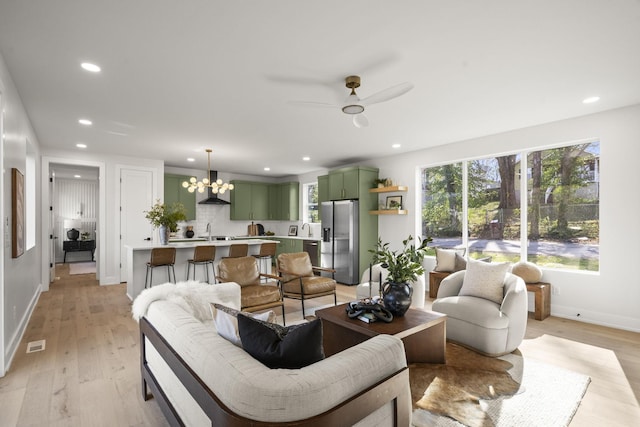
[{"left": 291, "top": 75, "right": 414, "bottom": 128}]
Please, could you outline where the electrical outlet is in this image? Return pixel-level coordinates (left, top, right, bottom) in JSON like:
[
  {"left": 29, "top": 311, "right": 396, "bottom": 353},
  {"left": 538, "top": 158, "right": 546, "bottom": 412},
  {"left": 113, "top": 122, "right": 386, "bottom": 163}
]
[{"left": 552, "top": 286, "right": 560, "bottom": 296}]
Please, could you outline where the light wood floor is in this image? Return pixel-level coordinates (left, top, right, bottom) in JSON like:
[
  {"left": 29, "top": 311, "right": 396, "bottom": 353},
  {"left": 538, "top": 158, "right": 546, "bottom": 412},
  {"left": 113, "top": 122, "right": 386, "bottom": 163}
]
[{"left": 1, "top": 266, "right": 638, "bottom": 426}]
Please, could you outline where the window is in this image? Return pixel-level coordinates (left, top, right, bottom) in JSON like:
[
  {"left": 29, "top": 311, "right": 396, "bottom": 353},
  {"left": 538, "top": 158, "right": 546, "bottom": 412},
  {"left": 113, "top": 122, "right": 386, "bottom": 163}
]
[
  {"left": 302, "top": 183, "right": 319, "bottom": 223},
  {"left": 526, "top": 142, "right": 599, "bottom": 270},
  {"left": 421, "top": 140, "right": 599, "bottom": 271},
  {"left": 467, "top": 154, "right": 521, "bottom": 263}
]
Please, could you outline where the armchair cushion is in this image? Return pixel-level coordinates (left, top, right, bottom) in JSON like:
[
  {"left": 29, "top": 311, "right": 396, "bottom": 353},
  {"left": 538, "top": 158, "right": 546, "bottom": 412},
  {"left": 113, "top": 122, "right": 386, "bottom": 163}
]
[
  {"left": 282, "top": 275, "right": 336, "bottom": 295},
  {"left": 241, "top": 284, "right": 281, "bottom": 309},
  {"left": 434, "top": 248, "right": 460, "bottom": 272},
  {"left": 459, "top": 258, "right": 510, "bottom": 304},
  {"left": 278, "top": 252, "right": 314, "bottom": 282},
  {"left": 238, "top": 315, "right": 324, "bottom": 369},
  {"left": 217, "top": 256, "right": 261, "bottom": 286}
]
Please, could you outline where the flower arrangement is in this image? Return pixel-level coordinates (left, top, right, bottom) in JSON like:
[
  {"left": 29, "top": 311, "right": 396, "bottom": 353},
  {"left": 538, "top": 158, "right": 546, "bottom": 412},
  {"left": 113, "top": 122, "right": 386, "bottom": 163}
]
[
  {"left": 144, "top": 200, "right": 187, "bottom": 232},
  {"left": 369, "top": 235, "right": 432, "bottom": 284}
]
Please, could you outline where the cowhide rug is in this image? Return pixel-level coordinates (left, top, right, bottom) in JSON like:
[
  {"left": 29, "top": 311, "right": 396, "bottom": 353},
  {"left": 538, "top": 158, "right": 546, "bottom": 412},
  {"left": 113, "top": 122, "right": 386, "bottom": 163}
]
[{"left": 409, "top": 343, "right": 524, "bottom": 427}]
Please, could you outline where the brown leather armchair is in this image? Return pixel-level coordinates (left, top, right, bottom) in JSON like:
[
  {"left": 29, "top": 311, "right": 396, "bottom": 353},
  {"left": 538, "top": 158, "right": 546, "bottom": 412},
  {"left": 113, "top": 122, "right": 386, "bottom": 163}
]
[
  {"left": 276, "top": 252, "right": 337, "bottom": 318},
  {"left": 216, "top": 256, "right": 285, "bottom": 324}
]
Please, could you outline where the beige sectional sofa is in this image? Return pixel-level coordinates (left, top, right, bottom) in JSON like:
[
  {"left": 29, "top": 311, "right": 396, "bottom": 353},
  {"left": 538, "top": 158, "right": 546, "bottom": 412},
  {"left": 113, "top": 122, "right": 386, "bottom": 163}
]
[{"left": 134, "top": 281, "right": 411, "bottom": 426}]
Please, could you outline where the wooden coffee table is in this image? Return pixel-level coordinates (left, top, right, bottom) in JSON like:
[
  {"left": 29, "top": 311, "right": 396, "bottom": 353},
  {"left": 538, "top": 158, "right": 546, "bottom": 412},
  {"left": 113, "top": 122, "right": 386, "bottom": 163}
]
[{"left": 316, "top": 303, "right": 447, "bottom": 364}]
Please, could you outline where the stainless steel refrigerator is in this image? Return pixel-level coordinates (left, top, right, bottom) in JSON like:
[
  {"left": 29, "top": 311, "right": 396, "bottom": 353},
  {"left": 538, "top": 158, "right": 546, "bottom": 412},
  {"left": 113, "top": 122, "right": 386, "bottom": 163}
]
[{"left": 321, "top": 200, "right": 359, "bottom": 285}]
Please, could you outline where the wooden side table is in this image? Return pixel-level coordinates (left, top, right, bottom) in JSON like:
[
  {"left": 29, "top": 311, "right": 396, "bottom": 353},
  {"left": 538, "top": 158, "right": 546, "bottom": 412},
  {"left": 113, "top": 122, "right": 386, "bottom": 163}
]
[
  {"left": 526, "top": 282, "right": 551, "bottom": 320},
  {"left": 428, "top": 271, "right": 451, "bottom": 299}
]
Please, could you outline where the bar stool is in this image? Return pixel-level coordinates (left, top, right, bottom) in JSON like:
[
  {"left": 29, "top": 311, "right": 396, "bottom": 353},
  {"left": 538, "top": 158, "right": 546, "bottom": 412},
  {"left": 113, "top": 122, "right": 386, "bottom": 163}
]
[
  {"left": 253, "top": 241, "right": 277, "bottom": 281},
  {"left": 186, "top": 245, "right": 216, "bottom": 284},
  {"left": 145, "top": 247, "right": 176, "bottom": 288},
  {"left": 225, "top": 243, "right": 248, "bottom": 258}
]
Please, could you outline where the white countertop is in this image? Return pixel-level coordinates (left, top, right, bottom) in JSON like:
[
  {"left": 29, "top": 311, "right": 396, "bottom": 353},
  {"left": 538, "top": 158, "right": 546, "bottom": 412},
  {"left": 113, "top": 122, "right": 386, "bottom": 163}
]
[
  {"left": 241, "top": 235, "right": 322, "bottom": 241},
  {"left": 125, "top": 238, "right": 277, "bottom": 251}
]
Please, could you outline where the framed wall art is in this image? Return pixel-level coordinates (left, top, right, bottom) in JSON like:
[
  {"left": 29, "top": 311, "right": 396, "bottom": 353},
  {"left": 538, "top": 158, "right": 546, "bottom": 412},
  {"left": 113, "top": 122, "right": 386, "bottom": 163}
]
[
  {"left": 12, "top": 168, "right": 25, "bottom": 258},
  {"left": 386, "top": 195, "right": 403, "bottom": 210},
  {"left": 288, "top": 225, "right": 298, "bottom": 236}
]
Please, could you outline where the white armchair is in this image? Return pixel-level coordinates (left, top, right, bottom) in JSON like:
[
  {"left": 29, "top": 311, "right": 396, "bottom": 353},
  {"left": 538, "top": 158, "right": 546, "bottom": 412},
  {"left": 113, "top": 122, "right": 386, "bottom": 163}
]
[{"left": 432, "top": 270, "right": 528, "bottom": 356}]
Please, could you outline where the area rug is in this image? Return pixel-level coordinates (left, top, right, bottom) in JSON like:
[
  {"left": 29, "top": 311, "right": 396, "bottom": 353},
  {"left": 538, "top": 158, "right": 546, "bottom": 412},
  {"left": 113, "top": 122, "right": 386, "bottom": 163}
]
[
  {"left": 410, "top": 343, "right": 590, "bottom": 427},
  {"left": 68, "top": 261, "right": 96, "bottom": 275}
]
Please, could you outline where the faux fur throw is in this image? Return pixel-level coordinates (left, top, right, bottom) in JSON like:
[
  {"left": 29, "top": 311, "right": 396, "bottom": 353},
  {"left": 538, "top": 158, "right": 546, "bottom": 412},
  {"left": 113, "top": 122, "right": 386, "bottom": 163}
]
[{"left": 132, "top": 280, "right": 241, "bottom": 322}]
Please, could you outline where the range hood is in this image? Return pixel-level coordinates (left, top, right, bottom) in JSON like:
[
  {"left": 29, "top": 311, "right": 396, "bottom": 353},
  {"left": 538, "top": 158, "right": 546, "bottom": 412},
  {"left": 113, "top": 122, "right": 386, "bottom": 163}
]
[{"left": 198, "top": 171, "right": 231, "bottom": 205}]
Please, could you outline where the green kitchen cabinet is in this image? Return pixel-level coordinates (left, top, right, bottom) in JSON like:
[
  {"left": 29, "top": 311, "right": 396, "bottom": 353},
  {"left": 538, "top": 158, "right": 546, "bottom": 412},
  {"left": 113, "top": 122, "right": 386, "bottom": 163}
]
[
  {"left": 317, "top": 175, "right": 329, "bottom": 203},
  {"left": 230, "top": 181, "right": 269, "bottom": 220},
  {"left": 268, "top": 184, "right": 282, "bottom": 220},
  {"left": 274, "top": 238, "right": 303, "bottom": 260},
  {"left": 328, "top": 168, "right": 360, "bottom": 200},
  {"left": 279, "top": 182, "right": 299, "bottom": 220},
  {"left": 164, "top": 174, "right": 196, "bottom": 220}
]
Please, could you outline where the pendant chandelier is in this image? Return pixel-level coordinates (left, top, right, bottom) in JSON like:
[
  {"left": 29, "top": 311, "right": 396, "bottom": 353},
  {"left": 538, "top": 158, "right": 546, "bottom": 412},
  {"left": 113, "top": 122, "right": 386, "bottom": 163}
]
[{"left": 182, "top": 149, "right": 234, "bottom": 194}]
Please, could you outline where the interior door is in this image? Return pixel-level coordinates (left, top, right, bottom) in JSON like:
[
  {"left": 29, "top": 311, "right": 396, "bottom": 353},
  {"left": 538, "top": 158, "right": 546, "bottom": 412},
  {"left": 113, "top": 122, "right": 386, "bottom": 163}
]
[
  {"left": 49, "top": 173, "right": 56, "bottom": 282},
  {"left": 120, "top": 168, "right": 154, "bottom": 281}
]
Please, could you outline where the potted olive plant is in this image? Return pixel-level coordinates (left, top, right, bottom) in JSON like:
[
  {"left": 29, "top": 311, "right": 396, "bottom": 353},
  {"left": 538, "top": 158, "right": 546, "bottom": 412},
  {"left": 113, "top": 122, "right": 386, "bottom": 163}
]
[
  {"left": 369, "top": 235, "right": 432, "bottom": 316},
  {"left": 144, "top": 200, "right": 187, "bottom": 245}
]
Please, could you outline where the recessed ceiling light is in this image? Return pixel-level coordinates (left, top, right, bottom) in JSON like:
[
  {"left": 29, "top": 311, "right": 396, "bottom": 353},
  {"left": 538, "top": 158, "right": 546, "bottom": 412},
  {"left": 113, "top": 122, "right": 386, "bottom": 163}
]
[
  {"left": 264, "top": 167, "right": 271, "bottom": 171},
  {"left": 78, "top": 119, "right": 92, "bottom": 126},
  {"left": 76, "top": 143, "right": 87, "bottom": 148},
  {"left": 392, "top": 143, "right": 401, "bottom": 149},
  {"left": 81, "top": 62, "right": 101, "bottom": 73},
  {"left": 74, "top": 175, "right": 81, "bottom": 179},
  {"left": 583, "top": 96, "right": 600, "bottom": 104},
  {"left": 302, "top": 156, "right": 310, "bottom": 161},
  {"left": 187, "top": 158, "right": 195, "bottom": 162}
]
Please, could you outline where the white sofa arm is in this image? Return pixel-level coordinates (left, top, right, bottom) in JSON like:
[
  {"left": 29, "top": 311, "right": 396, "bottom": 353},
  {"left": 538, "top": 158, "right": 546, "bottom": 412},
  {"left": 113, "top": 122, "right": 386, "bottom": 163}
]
[
  {"left": 500, "top": 273, "right": 528, "bottom": 351},
  {"left": 436, "top": 270, "right": 465, "bottom": 298}
]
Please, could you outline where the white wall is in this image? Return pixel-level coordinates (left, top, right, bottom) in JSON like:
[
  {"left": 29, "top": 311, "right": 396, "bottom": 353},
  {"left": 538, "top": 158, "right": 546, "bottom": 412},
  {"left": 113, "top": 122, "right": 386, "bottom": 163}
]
[
  {"left": 0, "top": 53, "right": 42, "bottom": 376},
  {"left": 367, "top": 104, "right": 640, "bottom": 332}
]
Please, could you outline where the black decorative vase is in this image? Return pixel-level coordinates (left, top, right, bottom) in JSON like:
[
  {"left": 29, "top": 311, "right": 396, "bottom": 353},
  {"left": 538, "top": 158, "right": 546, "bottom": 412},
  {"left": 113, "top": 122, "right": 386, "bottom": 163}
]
[
  {"left": 185, "top": 226, "right": 195, "bottom": 238},
  {"left": 382, "top": 281, "right": 413, "bottom": 317}
]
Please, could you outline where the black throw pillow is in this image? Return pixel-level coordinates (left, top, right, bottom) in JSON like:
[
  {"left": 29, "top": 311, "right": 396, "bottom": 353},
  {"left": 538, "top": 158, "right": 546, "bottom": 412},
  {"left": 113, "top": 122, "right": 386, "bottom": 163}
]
[{"left": 237, "top": 315, "right": 324, "bottom": 369}]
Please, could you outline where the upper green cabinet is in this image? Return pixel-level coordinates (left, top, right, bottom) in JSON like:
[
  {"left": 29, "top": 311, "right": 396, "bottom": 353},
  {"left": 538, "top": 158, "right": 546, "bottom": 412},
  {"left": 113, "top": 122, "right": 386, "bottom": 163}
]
[
  {"left": 230, "top": 181, "right": 269, "bottom": 220},
  {"left": 231, "top": 180, "right": 299, "bottom": 221},
  {"left": 318, "top": 166, "right": 379, "bottom": 203},
  {"left": 164, "top": 174, "right": 196, "bottom": 220}
]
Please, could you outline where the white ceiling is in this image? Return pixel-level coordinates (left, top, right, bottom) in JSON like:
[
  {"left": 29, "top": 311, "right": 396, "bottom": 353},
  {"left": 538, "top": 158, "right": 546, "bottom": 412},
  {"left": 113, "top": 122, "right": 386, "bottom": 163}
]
[{"left": 1, "top": 1, "right": 639, "bottom": 177}]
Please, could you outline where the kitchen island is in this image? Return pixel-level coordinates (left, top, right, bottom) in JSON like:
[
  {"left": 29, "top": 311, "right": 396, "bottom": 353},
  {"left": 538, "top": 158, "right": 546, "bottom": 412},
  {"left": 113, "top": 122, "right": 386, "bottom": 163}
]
[{"left": 125, "top": 239, "right": 278, "bottom": 300}]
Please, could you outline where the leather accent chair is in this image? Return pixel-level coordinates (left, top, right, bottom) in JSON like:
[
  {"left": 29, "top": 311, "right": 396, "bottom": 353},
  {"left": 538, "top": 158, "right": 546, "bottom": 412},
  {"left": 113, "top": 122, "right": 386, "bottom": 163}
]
[
  {"left": 276, "top": 252, "right": 337, "bottom": 318},
  {"left": 432, "top": 270, "right": 528, "bottom": 356},
  {"left": 217, "top": 256, "right": 285, "bottom": 324}
]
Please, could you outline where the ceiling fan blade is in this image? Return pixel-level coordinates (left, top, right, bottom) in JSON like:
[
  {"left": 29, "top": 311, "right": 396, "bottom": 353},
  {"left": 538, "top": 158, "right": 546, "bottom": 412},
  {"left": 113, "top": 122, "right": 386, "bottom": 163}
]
[
  {"left": 288, "top": 100, "right": 338, "bottom": 109},
  {"left": 353, "top": 113, "right": 369, "bottom": 128},
  {"left": 360, "top": 82, "right": 414, "bottom": 106}
]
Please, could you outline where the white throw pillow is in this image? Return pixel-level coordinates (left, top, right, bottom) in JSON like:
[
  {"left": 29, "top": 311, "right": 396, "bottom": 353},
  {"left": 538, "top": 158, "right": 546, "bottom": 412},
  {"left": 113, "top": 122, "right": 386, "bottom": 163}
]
[
  {"left": 210, "top": 303, "right": 276, "bottom": 347},
  {"left": 459, "top": 258, "right": 511, "bottom": 304},
  {"left": 434, "top": 248, "right": 457, "bottom": 272}
]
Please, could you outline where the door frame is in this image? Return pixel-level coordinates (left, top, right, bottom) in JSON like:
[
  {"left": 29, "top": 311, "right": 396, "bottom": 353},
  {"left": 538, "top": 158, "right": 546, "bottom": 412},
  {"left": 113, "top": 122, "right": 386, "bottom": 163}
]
[{"left": 41, "top": 157, "right": 106, "bottom": 291}]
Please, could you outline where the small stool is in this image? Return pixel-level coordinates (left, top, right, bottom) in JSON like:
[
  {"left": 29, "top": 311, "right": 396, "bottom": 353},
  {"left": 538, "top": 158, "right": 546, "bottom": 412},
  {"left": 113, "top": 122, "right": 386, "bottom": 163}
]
[
  {"left": 429, "top": 271, "right": 452, "bottom": 299},
  {"left": 526, "top": 282, "right": 551, "bottom": 320},
  {"left": 145, "top": 247, "right": 176, "bottom": 288},
  {"left": 253, "top": 242, "right": 276, "bottom": 280},
  {"left": 226, "top": 243, "right": 248, "bottom": 258},
  {"left": 187, "top": 245, "right": 216, "bottom": 284}
]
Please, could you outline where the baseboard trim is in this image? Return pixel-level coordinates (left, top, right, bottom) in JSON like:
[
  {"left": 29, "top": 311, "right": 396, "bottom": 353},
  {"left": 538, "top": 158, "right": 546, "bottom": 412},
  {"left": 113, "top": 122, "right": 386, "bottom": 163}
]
[{"left": 3, "top": 283, "right": 43, "bottom": 376}]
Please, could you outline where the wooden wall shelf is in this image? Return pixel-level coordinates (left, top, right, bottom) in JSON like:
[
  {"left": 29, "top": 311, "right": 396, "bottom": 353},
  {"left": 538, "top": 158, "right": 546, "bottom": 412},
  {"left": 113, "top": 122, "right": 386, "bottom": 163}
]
[
  {"left": 369, "top": 185, "right": 408, "bottom": 193},
  {"left": 369, "top": 210, "right": 408, "bottom": 215}
]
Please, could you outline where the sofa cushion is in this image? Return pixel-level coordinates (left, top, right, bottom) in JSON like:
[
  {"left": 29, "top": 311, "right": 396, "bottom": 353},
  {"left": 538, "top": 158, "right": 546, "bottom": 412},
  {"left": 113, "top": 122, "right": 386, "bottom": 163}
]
[
  {"left": 211, "top": 303, "right": 275, "bottom": 347},
  {"left": 238, "top": 315, "right": 324, "bottom": 369},
  {"left": 459, "top": 258, "right": 510, "bottom": 304}
]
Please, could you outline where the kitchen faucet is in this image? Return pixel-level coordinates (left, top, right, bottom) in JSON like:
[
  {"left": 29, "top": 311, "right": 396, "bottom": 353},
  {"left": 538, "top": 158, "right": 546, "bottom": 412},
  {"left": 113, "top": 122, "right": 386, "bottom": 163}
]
[{"left": 301, "top": 223, "right": 312, "bottom": 237}]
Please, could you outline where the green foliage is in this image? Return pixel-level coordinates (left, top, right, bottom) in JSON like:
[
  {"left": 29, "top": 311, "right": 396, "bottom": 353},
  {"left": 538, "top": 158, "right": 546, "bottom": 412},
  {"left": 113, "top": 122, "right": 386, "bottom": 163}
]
[
  {"left": 369, "top": 235, "right": 432, "bottom": 283},
  {"left": 144, "top": 199, "right": 187, "bottom": 231}
]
